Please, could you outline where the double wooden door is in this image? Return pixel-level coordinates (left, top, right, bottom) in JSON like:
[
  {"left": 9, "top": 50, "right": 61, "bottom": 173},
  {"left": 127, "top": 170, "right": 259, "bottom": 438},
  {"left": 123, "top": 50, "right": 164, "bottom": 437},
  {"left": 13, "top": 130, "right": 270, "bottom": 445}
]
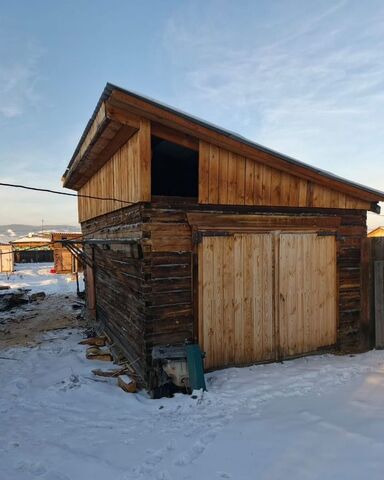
[{"left": 198, "top": 233, "right": 337, "bottom": 369}]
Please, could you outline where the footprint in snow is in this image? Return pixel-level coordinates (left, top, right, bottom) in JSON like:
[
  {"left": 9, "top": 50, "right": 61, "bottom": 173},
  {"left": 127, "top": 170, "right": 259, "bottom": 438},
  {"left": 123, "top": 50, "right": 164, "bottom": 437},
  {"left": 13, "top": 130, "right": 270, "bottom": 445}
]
[
  {"left": 174, "top": 431, "right": 217, "bottom": 467},
  {"left": 17, "top": 461, "right": 47, "bottom": 476}
]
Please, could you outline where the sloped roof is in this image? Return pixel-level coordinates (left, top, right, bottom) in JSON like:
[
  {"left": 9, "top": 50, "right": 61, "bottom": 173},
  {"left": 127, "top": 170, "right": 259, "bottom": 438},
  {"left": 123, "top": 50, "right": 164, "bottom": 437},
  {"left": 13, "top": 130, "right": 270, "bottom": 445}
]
[
  {"left": 63, "top": 83, "right": 384, "bottom": 205},
  {"left": 10, "top": 236, "right": 49, "bottom": 244},
  {"left": 368, "top": 226, "right": 384, "bottom": 237}
]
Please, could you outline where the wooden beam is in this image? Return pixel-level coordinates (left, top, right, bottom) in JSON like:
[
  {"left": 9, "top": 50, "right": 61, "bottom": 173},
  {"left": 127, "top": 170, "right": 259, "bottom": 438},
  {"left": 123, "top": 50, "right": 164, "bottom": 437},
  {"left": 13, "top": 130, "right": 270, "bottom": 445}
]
[
  {"left": 186, "top": 212, "right": 341, "bottom": 232},
  {"left": 105, "top": 103, "right": 141, "bottom": 129},
  {"left": 151, "top": 122, "right": 199, "bottom": 151}
]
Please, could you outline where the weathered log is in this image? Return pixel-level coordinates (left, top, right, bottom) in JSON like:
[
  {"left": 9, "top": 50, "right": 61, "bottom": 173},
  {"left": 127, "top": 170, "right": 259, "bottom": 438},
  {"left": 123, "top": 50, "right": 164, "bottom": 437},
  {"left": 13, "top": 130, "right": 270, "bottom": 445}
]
[
  {"left": 117, "top": 375, "right": 137, "bottom": 393},
  {"left": 79, "top": 336, "right": 107, "bottom": 346},
  {"left": 86, "top": 346, "right": 113, "bottom": 362}
]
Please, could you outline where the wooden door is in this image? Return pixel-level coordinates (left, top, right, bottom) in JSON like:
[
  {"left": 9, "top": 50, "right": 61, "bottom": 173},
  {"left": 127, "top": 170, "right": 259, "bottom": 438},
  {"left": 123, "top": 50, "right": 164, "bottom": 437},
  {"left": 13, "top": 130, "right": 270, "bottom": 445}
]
[
  {"left": 278, "top": 233, "right": 337, "bottom": 357},
  {"left": 198, "top": 234, "right": 274, "bottom": 369},
  {"left": 198, "top": 232, "right": 337, "bottom": 370}
]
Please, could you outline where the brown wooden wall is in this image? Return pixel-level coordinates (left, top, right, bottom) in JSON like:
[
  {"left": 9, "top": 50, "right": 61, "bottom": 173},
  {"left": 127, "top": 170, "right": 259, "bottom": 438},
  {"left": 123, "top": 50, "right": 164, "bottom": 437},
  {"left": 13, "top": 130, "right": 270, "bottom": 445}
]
[
  {"left": 142, "top": 202, "right": 367, "bottom": 356},
  {"left": 81, "top": 200, "right": 368, "bottom": 387},
  {"left": 198, "top": 233, "right": 337, "bottom": 370},
  {"left": 51, "top": 233, "right": 82, "bottom": 274},
  {"left": 78, "top": 119, "right": 151, "bottom": 223},
  {"left": 0, "top": 245, "right": 13, "bottom": 273},
  {"left": 81, "top": 204, "right": 193, "bottom": 386},
  {"left": 199, "top": 141, "right": 371, "bottom": 210}
]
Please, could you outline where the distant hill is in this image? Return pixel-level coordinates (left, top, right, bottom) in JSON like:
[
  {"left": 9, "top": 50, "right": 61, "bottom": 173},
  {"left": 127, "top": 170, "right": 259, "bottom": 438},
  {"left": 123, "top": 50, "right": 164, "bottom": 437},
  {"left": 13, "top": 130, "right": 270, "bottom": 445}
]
[{"left": 0, "top": 225, "right": 80, "bottom": 243}]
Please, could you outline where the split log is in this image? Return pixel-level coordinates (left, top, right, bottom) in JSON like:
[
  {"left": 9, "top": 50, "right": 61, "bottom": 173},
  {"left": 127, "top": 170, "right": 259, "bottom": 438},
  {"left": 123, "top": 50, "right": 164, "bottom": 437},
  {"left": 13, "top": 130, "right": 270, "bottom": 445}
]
[
  {"left": 117, "top": 375, "right": 137, "bottom": 393},
  {"left": 86, "top": 346, "right": 113, "bottom": 362},
  {"left": 92, "top": 367, "right": 126, "bottom": 377},
  {"left": 79, "top": 336, "right": 107, "bottom": 347}
]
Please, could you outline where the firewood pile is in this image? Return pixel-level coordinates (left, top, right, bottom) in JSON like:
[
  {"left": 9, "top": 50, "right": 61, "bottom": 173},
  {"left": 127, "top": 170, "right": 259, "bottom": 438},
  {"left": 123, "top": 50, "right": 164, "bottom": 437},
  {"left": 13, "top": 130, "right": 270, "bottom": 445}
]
[{"left": 79, "top": 335, "right": 138, "bottom": 393}]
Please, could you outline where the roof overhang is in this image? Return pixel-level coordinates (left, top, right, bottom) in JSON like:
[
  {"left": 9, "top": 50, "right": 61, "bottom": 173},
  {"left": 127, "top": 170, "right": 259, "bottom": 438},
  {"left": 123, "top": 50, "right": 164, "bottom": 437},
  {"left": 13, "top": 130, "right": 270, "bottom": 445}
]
[
  {"left": 63, "top": 99, "right": 139, "bottom": 190},
  {"left": 63, "top": 83, "right": 384, "bottom": 209}
]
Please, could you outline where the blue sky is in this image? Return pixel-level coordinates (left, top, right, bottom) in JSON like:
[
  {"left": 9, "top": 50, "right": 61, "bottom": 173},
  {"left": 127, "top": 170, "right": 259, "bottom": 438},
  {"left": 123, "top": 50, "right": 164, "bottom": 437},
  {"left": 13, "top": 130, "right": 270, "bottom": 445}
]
[{"left": 0, "top": 0, "right": 383, "bottom": 227}]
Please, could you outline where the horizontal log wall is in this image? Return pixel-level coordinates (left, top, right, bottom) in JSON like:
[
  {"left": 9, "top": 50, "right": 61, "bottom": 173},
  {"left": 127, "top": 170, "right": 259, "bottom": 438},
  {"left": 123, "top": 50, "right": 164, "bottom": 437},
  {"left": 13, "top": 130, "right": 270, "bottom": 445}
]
[
  {"left": 141, "top": 207, "right": 194, "bottom": 375},
  {"left": 337, "top": 211, "right": 367, "bottom": 350},
  {"left": 199, "top": 141, "right": 371, "bottom": 210},
  {"left": 93, "top": 246, "right": 148, "bottom": 381},
  {"left": 81, "top": 205, "right": 148, "bottom": 381}
]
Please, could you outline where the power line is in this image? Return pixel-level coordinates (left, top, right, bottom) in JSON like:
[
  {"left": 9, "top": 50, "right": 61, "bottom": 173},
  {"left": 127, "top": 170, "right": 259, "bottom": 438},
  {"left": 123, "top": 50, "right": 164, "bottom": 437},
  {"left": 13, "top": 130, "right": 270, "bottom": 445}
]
[
  {"left": 0, "top": 182, "right": 134, "bottom": 204},
  {"left": 0, "top": 215, "right": 137, "bottom": 258}
]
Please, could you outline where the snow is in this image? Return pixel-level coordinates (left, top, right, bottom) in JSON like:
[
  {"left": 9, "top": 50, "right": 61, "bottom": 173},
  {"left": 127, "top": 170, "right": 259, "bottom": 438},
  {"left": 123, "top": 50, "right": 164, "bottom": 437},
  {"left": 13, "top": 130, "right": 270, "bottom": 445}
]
[
  {"left": 0, "top": 263, "right": 83, "bottom": 294},
  {"left": 2, "top": 265, "right": 384, "bottom": 478},
  {"left": 2, "top": 329, "right": 384, "bottom": 479},
  {"left": 11, "top": 235, "right": 50, "bottom": 243}
]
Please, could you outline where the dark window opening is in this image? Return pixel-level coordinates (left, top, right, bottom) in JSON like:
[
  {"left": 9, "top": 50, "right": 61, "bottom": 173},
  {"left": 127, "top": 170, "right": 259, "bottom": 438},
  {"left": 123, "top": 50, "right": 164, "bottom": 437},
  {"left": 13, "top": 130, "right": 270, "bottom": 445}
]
[{"left": 151, "top": 136, "right": 198, "bottom": 197}]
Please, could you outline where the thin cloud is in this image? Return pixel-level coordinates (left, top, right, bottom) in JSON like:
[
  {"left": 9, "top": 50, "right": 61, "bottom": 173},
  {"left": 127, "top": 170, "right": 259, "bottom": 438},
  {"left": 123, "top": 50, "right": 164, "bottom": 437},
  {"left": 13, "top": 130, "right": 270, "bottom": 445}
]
[
  {"left": 163, "top": 2, "right": 384, "bottom": 190},
  {"left": 0, "top": 38, "right": 42, "bottom": 118}
]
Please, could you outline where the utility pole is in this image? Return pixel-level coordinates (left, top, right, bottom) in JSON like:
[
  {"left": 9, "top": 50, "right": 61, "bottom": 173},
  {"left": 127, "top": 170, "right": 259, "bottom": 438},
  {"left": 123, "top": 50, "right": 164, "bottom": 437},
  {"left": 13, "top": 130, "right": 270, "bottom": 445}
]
[{"left": 41, "top": 219, "right": 44, "bottom": 235}]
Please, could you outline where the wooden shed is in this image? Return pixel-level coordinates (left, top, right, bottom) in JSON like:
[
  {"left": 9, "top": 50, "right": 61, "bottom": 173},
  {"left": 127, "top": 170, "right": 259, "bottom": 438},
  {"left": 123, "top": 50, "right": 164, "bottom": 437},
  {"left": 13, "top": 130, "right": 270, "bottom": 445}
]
[
  {"left": 62, "top": 83, "right": 384, "bottom": 389},
  {"left": 51, "top": 232, "right": 82, "bottom": 274},
  {"left": 368, "top": 227, "right": 384, "bottom": 238},
  {"left": 0, "top": 244, "right": 14, "bottom": 273},
  {"left": 10, "top": 235, "right": 53, "bottom": 264}
]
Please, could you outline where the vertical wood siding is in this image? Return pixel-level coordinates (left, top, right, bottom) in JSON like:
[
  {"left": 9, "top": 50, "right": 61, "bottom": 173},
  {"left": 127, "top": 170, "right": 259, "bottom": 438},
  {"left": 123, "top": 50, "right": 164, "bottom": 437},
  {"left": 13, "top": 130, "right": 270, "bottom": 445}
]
[
  {"left": 0, "top": 245, "right": 13, "bottom": 273},
  {"left": 199, "top": 141, "right": 371, "bottom": 210},
  {"left": 78, "top": 120, "right": 150, "bottom": 222},
  {"left": 198, "top": 234, "right": 274, "bottom": 369},
  {"left": 198, "top": 232, "right": 337, "bottom": 369},
  {"left": 278, "top": 234, "right": 337, "bottom": 357}
]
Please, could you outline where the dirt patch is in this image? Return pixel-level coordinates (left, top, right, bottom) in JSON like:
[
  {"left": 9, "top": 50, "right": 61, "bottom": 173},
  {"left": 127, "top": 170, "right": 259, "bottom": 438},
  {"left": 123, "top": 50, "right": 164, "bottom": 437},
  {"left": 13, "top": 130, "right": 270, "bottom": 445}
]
[{"left": 0, "top": 292, "right": 84, "bottom": 348}]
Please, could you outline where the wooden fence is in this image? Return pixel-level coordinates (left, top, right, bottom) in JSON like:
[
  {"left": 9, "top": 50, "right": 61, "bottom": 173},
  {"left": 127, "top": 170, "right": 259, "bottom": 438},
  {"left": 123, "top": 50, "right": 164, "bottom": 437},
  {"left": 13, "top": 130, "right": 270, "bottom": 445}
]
[{"left": 363, "top": 237, "right": 384, "bottom": 348}]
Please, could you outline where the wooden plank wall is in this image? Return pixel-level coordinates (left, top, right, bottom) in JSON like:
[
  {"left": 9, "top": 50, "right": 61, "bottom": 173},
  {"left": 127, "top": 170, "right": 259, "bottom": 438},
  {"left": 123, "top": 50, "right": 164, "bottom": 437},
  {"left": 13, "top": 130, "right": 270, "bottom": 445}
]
[
  {"left": 0, "top": 245, "right": 13, "bottom": 273},
  {"left": 82, "top": 205, "right": 149, "bottom": 382},
  {"left": 80, "top": 202, "right": 368, "bottom": 386},
  {"left": 198, "top": 233, "right": 337, "bottom": 369},
  {"left": 81, "top": 203, "right": 194, "bottom": 387},
  {"left": 94, "top": 245, "right": 148, "bottom": 380},
  {"left": 199, "top": 141, "right": 371, "bottom": 210},
  {"left": 78, "top": 120, "right": 150, "bottom": 223},
  {"left": 278, "top": 234, "right": 337, "bottom": 357},
  {"left": 374, "top": 261, "right": 384, "bottom": 348},
  {"left": 362, "top": 237, "right": 384, "bottom": 348},
  {"left": 338, "top": 212, "right": 367, "bottom": 350},
  {"left": 198, "top": 234, "right": 274, "bottom": 369},
  {"left": 142, "top": 207, "right": 194, "bottom": 368}
]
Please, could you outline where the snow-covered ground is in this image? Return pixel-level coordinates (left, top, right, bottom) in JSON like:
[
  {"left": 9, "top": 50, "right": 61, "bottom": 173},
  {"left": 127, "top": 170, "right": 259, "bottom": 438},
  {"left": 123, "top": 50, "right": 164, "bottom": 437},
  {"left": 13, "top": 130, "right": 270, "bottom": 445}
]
[
  {"left": 0, "top": 263, "right": 83, "bottom": 348},
  {"left": 2, "top": 328, "right": 384, "bottom": 480},
  {"left": 0, "top": 263, "right": 83, "bottom": 294},
  {"left": 2, "top": 264, "right": 384, "bottom": 479}
]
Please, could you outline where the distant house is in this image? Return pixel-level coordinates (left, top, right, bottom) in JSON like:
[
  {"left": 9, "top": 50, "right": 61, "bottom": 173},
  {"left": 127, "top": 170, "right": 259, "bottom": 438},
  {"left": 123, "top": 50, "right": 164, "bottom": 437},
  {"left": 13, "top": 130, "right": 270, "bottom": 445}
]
[
  {"left": 368, "top": 227, "right": 384, "bottom": 237},
  {"left": 62, "top": 83, "right": 384, "bottom": 391},
  {"left": 0, "top": 243, "right": 13, "bottom": 273},
  {"left": 51, "top": 232, "right": 82, "bottom": 273},
  {"left": 10, "top": 234, "right": 53, "bottom": 263}
]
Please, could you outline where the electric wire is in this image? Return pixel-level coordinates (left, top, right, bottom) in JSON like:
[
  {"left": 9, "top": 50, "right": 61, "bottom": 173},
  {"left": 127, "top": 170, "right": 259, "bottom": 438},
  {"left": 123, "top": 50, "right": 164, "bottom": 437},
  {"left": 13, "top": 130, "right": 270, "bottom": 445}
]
[{"left": 0, "top": 182, "right": 134, "bottom": 204}]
